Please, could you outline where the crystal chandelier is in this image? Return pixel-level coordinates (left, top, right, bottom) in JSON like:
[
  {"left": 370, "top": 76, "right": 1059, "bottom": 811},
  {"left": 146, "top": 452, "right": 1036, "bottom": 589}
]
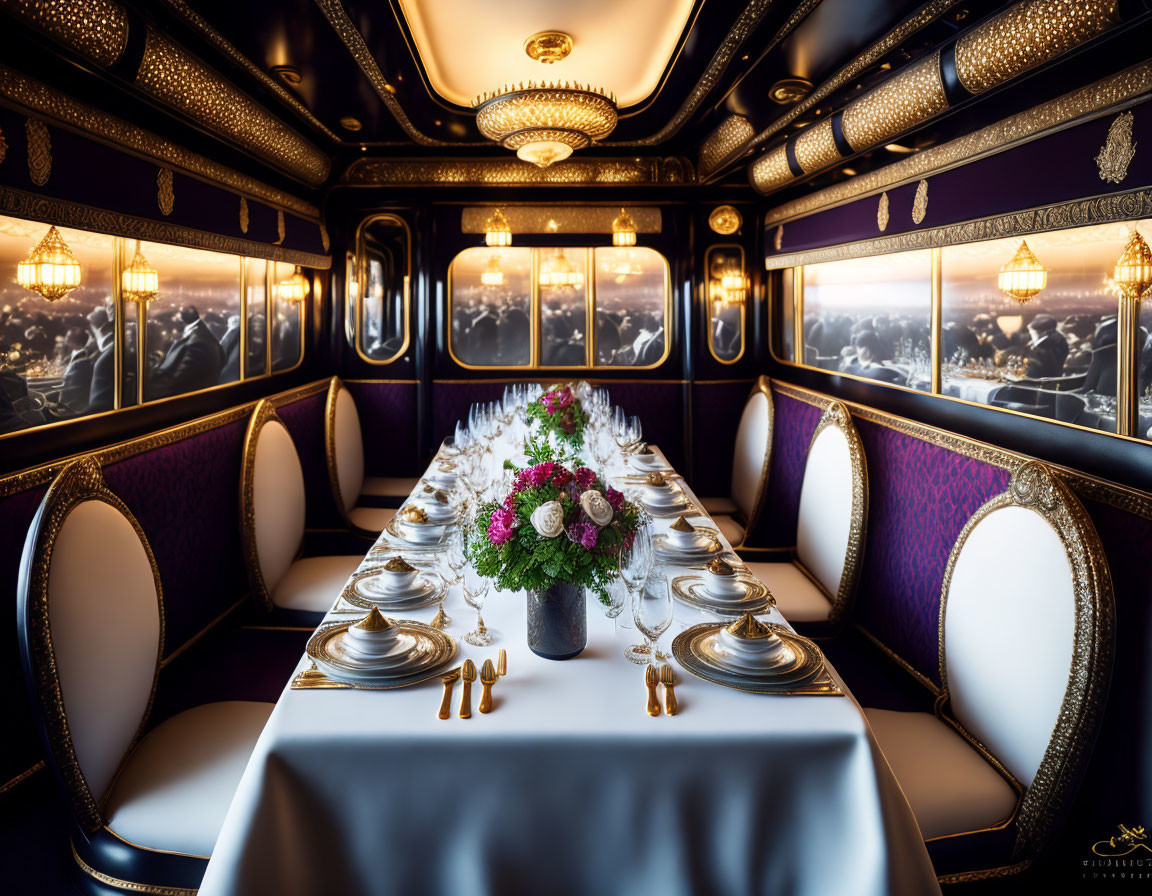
[
  {"left": 484, "top": 208, "right": 512, "bottom": 247},
  {"left": 473, "top": 82, "right": 618, "bottom": 168},
  {"left": 121, "top": 240, "right": 159, "bottom": 305},
  {"left": 480, "top": 255, "right": 505, "bottom": 287},
  {"left": 612, "top": 208, "right": 637, "bottom": 247},
  {"left": 539, "top": 248, "right": 584, "bottom": 288},
  {"left": 1112, "top": 228, "right": 1152, "bottom": 303},
  {"left": 997, "top": 240, "right": 1047, "bottom": 303},
  {"left": 277, "top": 266, "right": 310, "bottom": 302},
  {"left": 16, "top": 225, "right": 82, "bottom": 301}
]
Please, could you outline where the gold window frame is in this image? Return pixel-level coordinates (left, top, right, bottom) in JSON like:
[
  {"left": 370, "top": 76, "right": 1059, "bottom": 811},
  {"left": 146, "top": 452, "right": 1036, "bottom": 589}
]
[
  {"left": 351, "top": 214, "right": 412, "bottom": 366},
  {"left": 705, "top": 244, "right": 747, "bottom": 365},
  {"left": 446, "top": 246, "right": 672, "bottom": 370}
]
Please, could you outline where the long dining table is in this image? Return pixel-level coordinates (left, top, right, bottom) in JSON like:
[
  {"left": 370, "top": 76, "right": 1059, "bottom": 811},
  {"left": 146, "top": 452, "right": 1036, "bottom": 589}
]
[{"left": 198, "top": 445, "right": 941, "bottom": 896}]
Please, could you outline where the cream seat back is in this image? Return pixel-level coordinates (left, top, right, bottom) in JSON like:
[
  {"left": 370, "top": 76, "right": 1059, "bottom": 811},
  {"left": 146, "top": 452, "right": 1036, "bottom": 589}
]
[
  {"left": 794, "top": 401, "right": 867, "bottom": 620},
  {"left": 941, "top": 462, "right": 1113, "bottom": 850},
  {"left": 730, "top": 376, "right": 773, "bottom": 526},
  {"left": 242, "top": 399, "right": 307, "bottom": 607},
  {"left": 326, "top": 377, "right": 366, "bottom": 517},
  {"left": 17, "top": 458, "right": 162, "bottom": 831}
]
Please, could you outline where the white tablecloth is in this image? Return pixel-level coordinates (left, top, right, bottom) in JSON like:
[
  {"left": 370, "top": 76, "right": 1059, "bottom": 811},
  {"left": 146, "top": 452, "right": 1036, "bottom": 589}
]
[{"left": 200, "top": 452, "right": 940, "bottom": 896}]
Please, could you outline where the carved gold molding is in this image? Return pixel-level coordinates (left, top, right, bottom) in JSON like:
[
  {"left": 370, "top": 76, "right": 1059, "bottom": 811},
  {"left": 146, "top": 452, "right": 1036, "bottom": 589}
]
[
  {"left": 912, "top": 179, "right": 929, "bottom": 224},
  {"left": 699, "top": 115, "right": 754, "bottom": 177},
  {"left": 0, "top": 185, "right": 331, "bottom": 268},
  {"left": 460, "top": 206, "right": 662, "bottom": 234},
  {"left": 342, "top": 156, "right": 694, "bottom": 186},
  {"left": 156, "top": 167, "right": 174, "bottom": 216},
  {"left": 1095, "top": 111, "right": 1137, "bottom": 183},
  {"left": 0, "top": 66, "right": 319, "bottom": 219},
  {"left": 765, "top": 63, "right": 1152, "bottom": 225},
  {"left": 25, "top": 118, "right": 51, "bottom": 185}
]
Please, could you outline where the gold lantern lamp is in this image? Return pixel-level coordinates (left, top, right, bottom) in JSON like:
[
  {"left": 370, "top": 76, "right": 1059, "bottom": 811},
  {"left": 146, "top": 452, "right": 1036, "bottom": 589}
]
[
  {"left": 277, "top": 266, "right": 310, "bottom": 302},
  {"left": 997, "top": 240, "right": 1047, "bottom": 303},
  {"left": 16, "top": 225, "right": 82, "bottom": 301},
  {"left": 1111, "top": 228, "right": 1152, "bottom": 303},
  {"left": 612, "top": 208, "right": 637, "bottom": 247},
  {"left": 484, "top": 209, "right": 513, "bottom": 247},
  {"left": 480, "top": 255, "right": 505, "bottom": 287},
  {"left": 1112, "top": 227, "right": 1152, "bottom": 437},
  {"left": 121, "top": 241, "right": 159, "bottom": 306}
]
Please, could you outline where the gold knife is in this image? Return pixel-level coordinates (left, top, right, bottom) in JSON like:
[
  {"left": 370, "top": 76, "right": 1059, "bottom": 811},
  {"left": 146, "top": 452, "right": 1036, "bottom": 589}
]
[
  {"left": 479, "top": 659, "right": 497, "bottom": 713},
  {"left": 661, "top": 663, "right": 678, "bottom": 716},
  {"left": 460, "top": 659, "right": 476, "bottom": 718},
  {"left": 645, "top": 664, "right": 661, "bottom": 717},
  {"left": 437, "top": 668, "right": 460, "bottom": 720}
]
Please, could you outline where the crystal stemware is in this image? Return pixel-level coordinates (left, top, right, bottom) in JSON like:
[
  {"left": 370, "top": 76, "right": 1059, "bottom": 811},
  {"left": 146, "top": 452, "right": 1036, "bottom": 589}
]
[
  {"left": 462, "top": 563, "right": 493, "bottom": 646},
  {"left": 633, "top": 569, "right": 673, "bottom": 666},
  {"left": 619, "top": 518, "right": 655, "bottom": 664}
]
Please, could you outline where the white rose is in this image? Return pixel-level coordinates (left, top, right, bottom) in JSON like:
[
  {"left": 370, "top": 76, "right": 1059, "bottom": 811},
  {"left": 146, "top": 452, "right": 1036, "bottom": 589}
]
[
  {"left": 530, "top": 501, "right": 565, "bottom": 538},
  {"left": 579, "top": 489, "right": 614, "bottom": 527}
]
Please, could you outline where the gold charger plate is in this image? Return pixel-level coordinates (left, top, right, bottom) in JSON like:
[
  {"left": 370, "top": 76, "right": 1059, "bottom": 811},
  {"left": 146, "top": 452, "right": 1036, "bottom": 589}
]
[
  {"left": 341, "top": 569, "right": 446, "bottom": 611},
  {"left": 654, "top": 528, "right": 722, "bottom": 561},
  {"left": 671, "top": 574, "right": 773, "bottom": 617},
  {"left": 383, "top": 516, "right": 448, "bottom": 552},
  {"left": 305, "top": 618, "right": 457, "bottom": 687},
  {"left": 672, "top": 621, "right": 842, "bottom": 696}
]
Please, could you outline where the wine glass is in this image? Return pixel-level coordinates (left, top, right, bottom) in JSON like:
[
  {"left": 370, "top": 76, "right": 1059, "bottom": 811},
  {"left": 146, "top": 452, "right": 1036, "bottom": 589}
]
[
  {"left": 433, "top": 528, "right": 467, "bottom": 628},
  {"left": 603, "top": 575, "right": 627, "bottom": 619},
  {"left": 632, "top": 569, "right": 673, "bottom": 666},
  {"left": 462, "top": 563, "right": 493, "bottom": 646},
  {"left": 618, "top": 519, "right": 655, "bottom": 664}
]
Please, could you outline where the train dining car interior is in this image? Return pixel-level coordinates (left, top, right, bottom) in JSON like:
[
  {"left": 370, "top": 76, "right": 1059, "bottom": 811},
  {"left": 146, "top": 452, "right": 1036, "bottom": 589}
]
[{"left": 1, "top": 1, "right": 1150, "bottom": 894}]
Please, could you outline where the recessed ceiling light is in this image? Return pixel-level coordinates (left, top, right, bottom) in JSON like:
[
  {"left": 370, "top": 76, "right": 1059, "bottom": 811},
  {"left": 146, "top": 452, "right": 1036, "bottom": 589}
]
[
  {"left": 340, "top": 116, "right": 363, "bottom": 132},
  {"left": 383, "top": 83, "right": 397, "bottom": 95},
  {"left": 841, "top": 167, "right": 857, "bottom": 176},
  {"left": 769, "top": 78, "right": 812, "bottom": 104},
  {"left": 270, "top": 65, "right": 301, "bottom": 85},
  {"left": 885, "top": 143, "right": 914, "bottom": 153}
]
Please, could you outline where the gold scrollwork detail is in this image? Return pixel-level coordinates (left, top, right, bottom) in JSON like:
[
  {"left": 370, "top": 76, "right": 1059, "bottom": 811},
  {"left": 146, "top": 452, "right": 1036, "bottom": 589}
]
[
  {"left": 699, "top": 115, "right": 755, "bottom": 176},
  {"left": 343, "top": 156, "right": 690, "bottom": 186},
  {"left": 275, "top": 210, "right": 285, "bottom": 245},
  {"left": 25, "top": 118, "right": 51, "bottom": 186},
  {"left": 1096, "top": 111, "right": 1136, "bottom": 184},
  {"left": 156, "top": 167, "right": 174, "bottom": 216},
  {"left": 239, "top": 196, "right": 249, "bottom": 233},
  {"left": 912, "top": 179, "right": 929, "bottom": 225},
  {"left": 877, "top": 191, "right": 890, "bottom": 231}
]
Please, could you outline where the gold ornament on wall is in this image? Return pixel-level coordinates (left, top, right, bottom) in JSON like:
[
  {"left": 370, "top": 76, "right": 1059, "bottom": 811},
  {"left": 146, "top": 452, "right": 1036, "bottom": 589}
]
[
  {"left": 912, "top": 179, "right": 929, "bottom": 224},
  {"left": 708, "top": 205, "right": 742, "bottom": 235},
  {"left": 239, "top": 196, "right": 249, "bottom": 233},
  {"left": 275, "top": 210, "right": 286, "bottom": 245},
  {"left": 877, "top": 191, "right": 890, "bottom": 231},
  {"left": 1095, "top": 111, "right": 1136, "bottom": 184},
  {"left": 25, "top": 118, "right": 51, "bottom": 186},
  {"left": 321, "top": 224, "right": 330, "bottom": 253},
  {"left": 157, "top": 167, "right": 174, "bottom": 215}
]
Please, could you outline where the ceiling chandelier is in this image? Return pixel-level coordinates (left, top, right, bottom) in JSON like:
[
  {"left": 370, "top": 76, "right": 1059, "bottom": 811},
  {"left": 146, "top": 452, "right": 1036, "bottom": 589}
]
[
  {"left": 539, "top": 248, "right": 584, "bottom": 288},
  {"left": 121, "top": 240, "right": 159, "bottom": 306},
  {"left": 480, "top": 255, "right": 505, "bottom": 287},
  {"left": 1112, "top": 228, "right": 1152, "bottom": 303},
  {"left": 998, "top": 240, "right": 1047, "bottom": 304},
  {"left": 612, "top": 208, "right": 637, "bottom": 247},
  {"left": 16, "top": 225, "right": 82, "bottom": 301},
  {"left": 484, "top": 208, "right": 512, "bottom": 247},
  {"left": 474, "top": 81, "right": 618, "bottom": 168}
]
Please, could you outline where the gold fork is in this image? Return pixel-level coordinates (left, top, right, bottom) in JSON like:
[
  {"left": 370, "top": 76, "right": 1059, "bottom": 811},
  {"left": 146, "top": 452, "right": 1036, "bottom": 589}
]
[
  {"left": 660, "top": 664, "right": 678, "bottom": 716},
  {"left": 645, "top": 665, "right": 661, "bottom": 717}
]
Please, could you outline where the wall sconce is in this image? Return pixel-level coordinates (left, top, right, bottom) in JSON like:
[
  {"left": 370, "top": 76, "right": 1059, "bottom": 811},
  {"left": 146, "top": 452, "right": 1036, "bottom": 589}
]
[
  {"left": 612, "top": 208, "right": 637, "bottom": 246},
  {"left": 277, "top": 266, "right": 310, "bottom": 302},
  {"left": 997, "top": 239, "right": 1047, "bottom": 303},
  {"left": 16, "top": 225, "right": 82, "bottom": 301},
  {"left": 121, "top": 240, "right": 159, "bottom": 306},
  {"left": 484, "top": 208, "right": 513, "bottom": 247}
]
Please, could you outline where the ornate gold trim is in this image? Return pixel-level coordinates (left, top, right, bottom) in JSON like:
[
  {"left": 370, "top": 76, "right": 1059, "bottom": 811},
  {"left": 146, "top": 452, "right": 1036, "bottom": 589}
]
[
  {"left": 239, "top": 399, "right": 286, "bottom": 611},
  {"left": 239, "top": 196, "right": 249, "bottom": 233},
  {"left": 7, "top": 0, "right": 129, "bottom": 67},
  {"left": 156, "top": 167, "right": 174, "bottom": 216},
  {"left": 937, "top": 461, "right": 1114, "bottom": 857},
  {"left": 1096, "top": 110, "right": 1137, "bottom": 183},
  {"left": 699, "top": 115, "right": 754, "bottom": 177},
  {"left": 876, "top": 192, "right": 889, "bottom": 231},
  {"left": 0, "top": 184, "right": 330, "bottom": 269},
  {"left": 0, "top": 66, "right": 319, "bottom": 219},
  {"left": 342, "top": 156, "right": 693, "bottom": 186},
  {"left": 936, "top": 859, "right": 1033, "bottom": 884},
  {"left": 764, "top": 62, "right": 1152, "bottom": 224},
  {"left": 738, "top": 376, "right": 775, "bottom": 540},
  {"left": 25, "top": 117, "right": 51, "bottom": 186},
  {"left": 912, "top": 179, "right": 929, "bottom": 225},
  {"left": 71, "top": 841, "right": 197, "bottom": 896},
  {"left": 324, "top": 377, "right": 354, "bottom": 529},
  {"left": 1, "top": 761, "right": 45, "bottom": 794},
  {"left": 353, "top": 214, "right": 411, "bottom": 366},
  {"left": 765, "top": 185, "right": 1152, "bottom": 269},
  {"left": 23, "top": 458, "right": 164, "bottom": 833}
]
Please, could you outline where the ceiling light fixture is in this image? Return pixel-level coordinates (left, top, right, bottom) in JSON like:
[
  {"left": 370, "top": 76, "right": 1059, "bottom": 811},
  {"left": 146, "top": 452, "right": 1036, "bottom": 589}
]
[
  {"left": 998, "top": 240, "right": 1047, "bottom": 303},
  {"left": 277, "top": 266, "right": 310, "bottom": 302},
  {"left": 121, "top": 240, "right": 159, "bottom": 305},
  {"left": 484, "top": 208, "right": 513, "bottom": 247},
  {"left": 524, "top": 31, "right": 574, "bottom": 64},
  {"left": 539, "top": 248, "right": 584, "bottom": 288},
  {"left": 612, "top": 208, "right": 637, "bottom": 247},
  {"left": 769, "top": 78, "right": 812, "bottom": 104},
  {"left": 474, "top": 81, "right": 617, "bottom": 168},
  {"left": 16, "top": 226, "right": 82, "bottom": 301}
]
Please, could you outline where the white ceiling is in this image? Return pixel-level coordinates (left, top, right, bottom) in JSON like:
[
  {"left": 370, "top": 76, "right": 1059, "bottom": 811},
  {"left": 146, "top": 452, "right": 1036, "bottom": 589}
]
[{"left": 396, "top": 0, "right": 696, "bottom": 109}]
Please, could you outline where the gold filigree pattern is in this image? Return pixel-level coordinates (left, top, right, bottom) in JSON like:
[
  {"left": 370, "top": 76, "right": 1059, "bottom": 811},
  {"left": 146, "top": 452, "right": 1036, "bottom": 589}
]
[
  {"left": 937, "top": 461, "right": 1114, "bottom": 858},
  {"left": 5, "top": 0, "right": 129, "bottom": 67},
  {"left": 794, "top": 120, "right": 842, "bottom": 173},
  {"left": 699, "top": 115, "right": 754, "bottom": 176},
  {"left": 749, "top": 147, "right": 792, "bottom": 193},
  {"left": 954, "top": 0, "right": 1119, "bottom": 94},
  {"left": 0, "top": 185, "right": 330, "bottom": 269},
  {"left": 134, "top": 27, "right": 329, "bottom": 185},
  {"left": 877, "top": 191, "right": 890, "bottom": 231},
  {"left": 239, "top": 196, "right": 249, "bottom": 233},
  {"left": 325, "top": 377, "right": 354, "bottom": 529},
  {"left": 25, "top": 118, "right": 51, "bottom": 186},
  {"left": 842, "top": 52, "right": 947, "bottom": 153},
  {"left": 342, "top": 157, "right": 692, "bottom": 186},
  {"left": 912, "top": 179, "right": 929, "bottom": 224},
  {"left": 461, "top": 206, "right": 662, "bottom": 235},
  {"left": 22, "top": 458, "right": 165, "bottom": 833},
  {"left": 0, "top": 66, "right": 319, "bottom": 218},
  {"left": 240, "top": 399, "right": 284, "bottom": 610},
  {"left": 743, "top": 376, "right": 776, "bottom": 538},
  {"left": 156, "top": 168, "right": 174, "bottom": 216},
  {"left": 1096, "top": 111, "right": 1137, "bottom": 184}
]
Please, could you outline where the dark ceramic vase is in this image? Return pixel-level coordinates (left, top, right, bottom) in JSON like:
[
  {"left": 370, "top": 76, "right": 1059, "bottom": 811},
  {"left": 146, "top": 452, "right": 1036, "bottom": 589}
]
[{"left": 526, "top": 582, "right": 587, "bottom": 660}]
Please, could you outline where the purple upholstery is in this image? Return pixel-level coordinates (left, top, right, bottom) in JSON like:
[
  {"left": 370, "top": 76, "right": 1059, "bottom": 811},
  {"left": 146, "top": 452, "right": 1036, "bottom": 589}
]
[
  {"left": 279, "top": 392, "right": 344, "bottom": 529},
  {"left": 756, "top": 390, "right": 822, "bottom": 546},
  {"left": 430, "top": 382, "right": 507, "bottom": 449},
  {"left": 691, "top": 381, "right": 754, "bottom": 499},
  {"left": 851, "top": 418, "right": 1010, "bottom": 687},
  {"left": 103, "top": 420, "right": 250, "bottom": 654},
  {"left": 347, "top": 381, "right": 420, "bottom": 476}
]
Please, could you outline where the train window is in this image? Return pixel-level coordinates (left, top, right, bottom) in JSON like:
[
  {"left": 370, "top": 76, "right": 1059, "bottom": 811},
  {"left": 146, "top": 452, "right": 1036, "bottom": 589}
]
[
  {"left": 271, "top": 262, "right": 305, "bottom": 372},
  {"left": 941, "top": 225, "right": 1123, "bottom": 434},
  {"left": 448, "top": 246, "right": 670, "bottom": 369},
  {"left": 244, "top": 257, "right": 267, "bottom": 378},
  {"left": 706, "top": 246, "right": 746, "bottom": 364},
  {"left": 802, "top": 249, "right": 933, "bottom": 390},
  {"left": 779, "top": 266, "right": 795, "bottom": 361},
  {"left": 1141, "top": 298, "right": 1152, "bottom": 441},
  {"left": 352, "top": 215, "right": 410, "bottom": 364}
]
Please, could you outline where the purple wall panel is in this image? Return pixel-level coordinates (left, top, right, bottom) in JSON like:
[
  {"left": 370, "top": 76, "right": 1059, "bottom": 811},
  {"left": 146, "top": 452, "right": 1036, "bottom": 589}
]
[
  {"left": 103, "top": 420, "right": 249, "bottom": 653},
  {"left": 852, "top": 419, "right": 1010, "bottom": 686},
  {"left": 278, "top": 393, "right": 344, "bottom": 529},
  {"left": 690, "top": 381, "right": 753, "bottom": 499},
  {"left": 347, "top": 381, "right": 420, "bottom": 476},
  {"left": 757, "top": 390, "right": 822, "bottom": 546},
  {"left": 430, "top": 382, "right": 506, "bottom": 451}
]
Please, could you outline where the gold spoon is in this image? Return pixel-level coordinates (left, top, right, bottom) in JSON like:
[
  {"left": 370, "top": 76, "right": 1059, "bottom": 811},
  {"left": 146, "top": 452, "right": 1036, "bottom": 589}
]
[
  {"left": 645, "top": 665, "right": 661, "bottom": 717},
  {"left": 460, "top": 659, "right": 476, "bottom": 719},
  {"left": 479, "top": 659, "right": 497, "bottom": 714},
  {"left": 437, "top": 668, "right": 460, "bottom": 720}
]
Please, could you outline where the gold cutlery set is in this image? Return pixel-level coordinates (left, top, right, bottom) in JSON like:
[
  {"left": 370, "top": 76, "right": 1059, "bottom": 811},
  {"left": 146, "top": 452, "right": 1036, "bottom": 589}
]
[
  {"left": 440, "top": 649, "right": 506, "bottom": 719},
  {"left": 645, "top": 663, "right": 679, "bottom": 717}
]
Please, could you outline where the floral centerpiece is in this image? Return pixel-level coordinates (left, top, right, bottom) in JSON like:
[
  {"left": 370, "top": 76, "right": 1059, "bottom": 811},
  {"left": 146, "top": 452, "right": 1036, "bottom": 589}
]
[
  {"left": 526, "top": 384, "right": 587, "bottom": 450},
  {"left": 469, "top": 459, "right": 639, "bottom": 659}
]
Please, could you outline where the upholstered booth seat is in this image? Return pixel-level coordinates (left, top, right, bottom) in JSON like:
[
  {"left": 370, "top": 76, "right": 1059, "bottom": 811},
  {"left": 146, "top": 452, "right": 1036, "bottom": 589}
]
[
  {"left": 864, "top": 709, "right": 1018, "bottom": 841},
  {"left": 105, "top": 701, "right": 273, "bottom": 858},
  {"left": 361, "top": 475, "right": 421, "bottom": 499},
  {"left": 701, "top": 377, "right": 773, "bottom": 547},
  {"left": 347, "top": 504, "right": 397, "bottom": 532},
  {"left": 745, "top": 561, "right": 834, "bottom": 623},
  {"left": 271, "top": 553, "right": 363, "bottom": 613}
]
